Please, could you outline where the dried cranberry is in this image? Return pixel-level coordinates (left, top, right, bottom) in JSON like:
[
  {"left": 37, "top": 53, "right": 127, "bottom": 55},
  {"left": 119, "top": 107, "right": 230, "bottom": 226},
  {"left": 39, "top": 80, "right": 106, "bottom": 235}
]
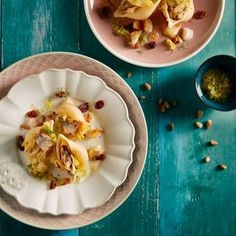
[
  {"left": 49, "top": 180, "right": 57, "bottom": 190},
  {"left": 26, "top": 109, "right": 38, "bottom": 118},
  {"left": 193, "top": 11, "right": 207, "bottom": 20},
  {"left": 17, "top": 135, "right": 25, "bottom": 151},
  {"left": 95, "top": 154, "right": 106, "bottom": 161},
  {"left": 55, "top": 91, "right": 67, "bottom": 97},
  {"left": 125, "top": 23, "right": 134, "bottom": 33},
  {"left": 95, "top": 100, "right": 105, "bottom": 109},
  {"left": 146, "top": 41, "right": 157, "bottom": 49},
  {"left": 97, "top": 6, "right": 112, "bottom": 19},
  {"left": 78, "top": 103, "right": 89, "bottom": 113}
]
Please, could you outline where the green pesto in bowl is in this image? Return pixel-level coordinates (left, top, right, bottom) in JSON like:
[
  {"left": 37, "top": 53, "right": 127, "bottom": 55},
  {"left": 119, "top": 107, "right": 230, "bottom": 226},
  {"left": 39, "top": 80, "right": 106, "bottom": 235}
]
[{"left": 202, "top": 68, "right": 233, "bottom": 103}]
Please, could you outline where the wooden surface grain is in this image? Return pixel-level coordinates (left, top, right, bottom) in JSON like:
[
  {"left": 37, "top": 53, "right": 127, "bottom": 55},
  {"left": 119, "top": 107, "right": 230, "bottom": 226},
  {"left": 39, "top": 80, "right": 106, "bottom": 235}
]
[
  {"left": 159, "top": 2, "right": 236, "bottom": 235},
  {"left": 0, "top": 0, "right": 236, "bottom": 236},
  {"left": 1, "top": 0, "right": 79, "bottom": 67}
]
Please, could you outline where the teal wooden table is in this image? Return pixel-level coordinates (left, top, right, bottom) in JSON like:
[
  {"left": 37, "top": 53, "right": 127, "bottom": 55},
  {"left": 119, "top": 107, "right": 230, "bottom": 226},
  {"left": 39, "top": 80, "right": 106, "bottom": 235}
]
[{"left": 0, "top": 1, "right": 235, "bottom": 236}]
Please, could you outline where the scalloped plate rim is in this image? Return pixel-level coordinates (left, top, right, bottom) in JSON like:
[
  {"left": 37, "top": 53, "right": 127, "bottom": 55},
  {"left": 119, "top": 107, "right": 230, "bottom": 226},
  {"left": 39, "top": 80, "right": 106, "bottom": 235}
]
[{"left": 0, "top": 68, "right": 135, "bottom": 215}]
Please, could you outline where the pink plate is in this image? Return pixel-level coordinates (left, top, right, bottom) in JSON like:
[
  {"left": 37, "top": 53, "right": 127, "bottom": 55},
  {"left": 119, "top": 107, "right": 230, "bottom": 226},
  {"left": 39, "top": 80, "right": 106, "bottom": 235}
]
[{"left": 84, "top": 0, "right": 225, "bottom": 68}]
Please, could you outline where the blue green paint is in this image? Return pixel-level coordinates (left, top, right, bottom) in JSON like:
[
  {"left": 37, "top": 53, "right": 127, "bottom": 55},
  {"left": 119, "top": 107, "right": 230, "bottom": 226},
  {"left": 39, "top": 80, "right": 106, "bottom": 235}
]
[{"left": 0, "top": 1, "right": 236, "bottom": 236}]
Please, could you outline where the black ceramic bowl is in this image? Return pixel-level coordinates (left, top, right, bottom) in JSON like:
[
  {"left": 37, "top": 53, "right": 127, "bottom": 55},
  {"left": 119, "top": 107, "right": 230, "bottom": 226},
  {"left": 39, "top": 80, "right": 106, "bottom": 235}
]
[{"left": 195, "top": 55, "right": 236, "bottom": 111}]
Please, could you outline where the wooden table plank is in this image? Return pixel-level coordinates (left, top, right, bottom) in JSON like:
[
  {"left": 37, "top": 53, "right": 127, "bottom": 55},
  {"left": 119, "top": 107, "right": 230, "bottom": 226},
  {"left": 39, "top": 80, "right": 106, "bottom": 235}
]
[
  {"left": 159, "top": 1, "right": 236, "bottom": 235},
  {"left": 0, "top": 211, "right": 78, "bottom": 236},
  {"left": 0, "top": 1, "right": 235, "bottom": 236},
  {"left": 1, "top": 0, "right": 80, "bottom": 69},
  {"left": 0, "top": 1, "right": 80, "bottom": 235},
  {"left": 79, "top": 7, "right": 159, "bottom": 236}
]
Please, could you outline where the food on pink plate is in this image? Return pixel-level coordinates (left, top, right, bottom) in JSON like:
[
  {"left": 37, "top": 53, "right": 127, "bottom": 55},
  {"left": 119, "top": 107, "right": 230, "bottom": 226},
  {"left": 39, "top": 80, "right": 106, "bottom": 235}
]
[
  {"left": 161, "top": 0, "right": 194, "bottom": 28},
  {"left": 99, "top": 0, "right": 203, "bottom": 51},
  {"left": 114, "top": 0, "right": 162, "bottom": 20}
]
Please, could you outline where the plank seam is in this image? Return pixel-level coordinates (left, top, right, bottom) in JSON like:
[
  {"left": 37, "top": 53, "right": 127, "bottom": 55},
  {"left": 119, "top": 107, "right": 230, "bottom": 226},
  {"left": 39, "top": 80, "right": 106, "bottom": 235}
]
[{"left": 78, "top": 0, "right": 81, "bottom": 52}]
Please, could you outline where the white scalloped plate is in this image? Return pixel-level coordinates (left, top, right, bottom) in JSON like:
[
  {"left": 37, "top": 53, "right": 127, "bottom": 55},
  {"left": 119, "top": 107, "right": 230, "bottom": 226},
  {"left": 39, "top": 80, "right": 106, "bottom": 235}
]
[{"left": 0, "top": 68, "right": 135, "bottom": 215}]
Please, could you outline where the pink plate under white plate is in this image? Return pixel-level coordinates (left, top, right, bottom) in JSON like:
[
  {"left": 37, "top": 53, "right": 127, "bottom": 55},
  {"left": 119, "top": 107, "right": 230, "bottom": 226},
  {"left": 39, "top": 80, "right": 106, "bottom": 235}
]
[
  {"left": 0, "top": 52, "right": 148, "bottom": 229},
  {"left": 84, "top": 0, "right": 225, "bottom": 68},
  {"left": 0, "top": 69, "right": 135, "bottom": 215}
]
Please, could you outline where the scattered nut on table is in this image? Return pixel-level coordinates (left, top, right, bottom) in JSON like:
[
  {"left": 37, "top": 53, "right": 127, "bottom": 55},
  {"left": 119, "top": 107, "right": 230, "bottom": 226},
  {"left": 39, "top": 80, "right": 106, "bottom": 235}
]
[
  {"left": 195, "top": 121, "right": 203, "bottom": 128},
  {"left": 196, "top": 110, "right": 203, "bottom": 118},
  {"left": 206, "top": 119, "right": 213, "bottom": 129},
  {"left": 210, "top": 140, "right": 218, "bottom": 146},
  {"left": 160, "top": 103, "right": 166, "bottom": 113},
  {"left": 127, "top": 72, "right": 132, "bottom": 78},
  {"left": 218, "top": 164, "right": 227, "bottom": 170},
  {"left": 139, "top": 96, "right": 146, "bottom": 101},
  {"left": 164, "top": 100, "right": 170, "bottom": 109},
  {"left": 168, "top": 122, "right": 175, "bottom": 131},
  {"left": 144, "top": 82, "right": 151, "bottom": 91},
  {"left": 203, "top": 156, "right": 211, "bottom": 163}
]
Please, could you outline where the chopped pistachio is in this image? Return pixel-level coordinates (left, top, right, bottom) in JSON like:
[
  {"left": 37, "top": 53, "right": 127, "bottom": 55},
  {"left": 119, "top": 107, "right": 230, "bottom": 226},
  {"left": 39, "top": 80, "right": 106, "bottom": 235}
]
[{"left": 165, "top": 38, "right": 176, "bottom": 51}]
